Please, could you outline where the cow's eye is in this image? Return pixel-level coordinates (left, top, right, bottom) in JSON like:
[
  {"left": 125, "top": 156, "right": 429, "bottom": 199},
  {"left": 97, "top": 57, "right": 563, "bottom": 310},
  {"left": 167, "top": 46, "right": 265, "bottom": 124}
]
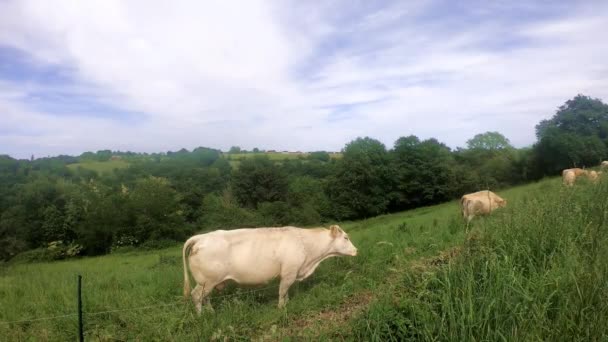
[{"left": 344, "top": 236, "right": 349, "bottom": 240}]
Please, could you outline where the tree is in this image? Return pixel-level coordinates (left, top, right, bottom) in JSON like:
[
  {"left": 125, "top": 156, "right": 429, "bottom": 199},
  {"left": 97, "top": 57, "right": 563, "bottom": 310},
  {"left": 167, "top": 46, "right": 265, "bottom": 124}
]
[
  {"left": 126, "top": 176, "right": 186, "bottom": 242},
  {"left": 536, "top": 94, "right": 608, "bottom": 140},
  {"left": 466, "top": 132, "right": 512, "bottom": 151},
  {"left": 231, "top": 156, "right": 288, "bottom": 208},
  {"left": 228, "top": 146, "right": 242, "bottom": 154},
  {"left": 309, "top": 151, "right": 331, "bottom": 162},
  {"left": 533, "top": 95, "right": 608, "bottom": 174},
  {"left": 327, "top": 137, "right": 394, "bottom": 219},
  {"left": 391, "top": 136, "right": 458, "bottom": 209}
]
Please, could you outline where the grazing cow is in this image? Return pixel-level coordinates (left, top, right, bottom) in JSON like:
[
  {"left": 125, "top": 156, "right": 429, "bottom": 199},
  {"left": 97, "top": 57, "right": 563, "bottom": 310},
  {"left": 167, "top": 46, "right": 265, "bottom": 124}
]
[
  {"left": 587, "top": 170, "right": 600, "bottom": 183},
  {"left": 602, "top": 161, "right": 608, "bottom": 170},
  {"left": 562, "top": 168, "right": 587, "bottom": 177},
  {"left": 460, "top": 190, "right": 507, "bottom": 223},
  {"left": 182, "top": 225, "right": 358, "bottom": 313},
  {"left": 563, "top": 169, "right": 576, "bottom": 186}
]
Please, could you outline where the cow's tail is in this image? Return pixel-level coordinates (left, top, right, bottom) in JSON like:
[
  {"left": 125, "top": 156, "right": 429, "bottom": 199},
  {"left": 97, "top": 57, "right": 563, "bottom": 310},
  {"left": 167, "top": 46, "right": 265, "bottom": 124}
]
[
  {"left": 460, "top": 197, "right": 468, "bottom": 219},
  {"left": 182, "top": 236, "right": 198, "bottom": 299}
]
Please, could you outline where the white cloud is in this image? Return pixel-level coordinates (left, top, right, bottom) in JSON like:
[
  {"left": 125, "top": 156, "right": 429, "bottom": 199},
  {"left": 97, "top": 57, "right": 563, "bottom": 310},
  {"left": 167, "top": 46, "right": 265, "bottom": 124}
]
[{"left": 1, "top": 0, "right": 608, "bottom": 158}]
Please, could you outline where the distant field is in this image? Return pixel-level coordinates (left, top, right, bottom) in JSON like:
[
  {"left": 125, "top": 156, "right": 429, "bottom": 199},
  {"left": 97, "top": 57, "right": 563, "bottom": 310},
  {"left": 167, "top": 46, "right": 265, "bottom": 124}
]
[
  {"left": 225, "top": 152, "right": 342, "bottom": 160},
  {"left": 66, "top": 160, "right": 130, "bottom": 174},
  {"left": 225, "top": 151, "right": 342, "bottom": 169},
  {"left": 2, "top": 178, "right": 593, "bottom": 340},
  {"left": 227, "top": 152, "right": 308, "bottom": 160}
]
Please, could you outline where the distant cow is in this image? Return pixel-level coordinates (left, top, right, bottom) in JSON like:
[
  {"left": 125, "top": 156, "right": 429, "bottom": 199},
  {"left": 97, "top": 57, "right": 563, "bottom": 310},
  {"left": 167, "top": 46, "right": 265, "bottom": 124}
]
[
  {"left": 182, "top": 225, "right": 358, "bottom": 313},
  {"left": 587, "top": 170, "right": 600, "bottom": 183},
  {"left": 460, "top": 190, "right": 507, "bottom": 223},
  {"left": 563, "top": 168, "right": 587, "bottom": 177},
  {"left": 563, "top": 169, "right": 576, "bottom": 186},
  {"left": 602, "top": 161, "right": 608, "bottom": 170}
]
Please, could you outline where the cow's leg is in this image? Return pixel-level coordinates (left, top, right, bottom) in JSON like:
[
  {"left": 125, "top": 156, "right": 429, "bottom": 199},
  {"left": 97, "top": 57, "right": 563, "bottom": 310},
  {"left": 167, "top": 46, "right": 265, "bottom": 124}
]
[
  {"left": 465, "top": 215, "right": 473, "bottom": 233},
  {"left": 278, "top": 274, "right": 296, "bottom": 308},
  {"left": 191, "top": 282, "right": 216, "bottom": 314},
  {"left": 191, "top": 284, "right": 205, "bottom": 314}
]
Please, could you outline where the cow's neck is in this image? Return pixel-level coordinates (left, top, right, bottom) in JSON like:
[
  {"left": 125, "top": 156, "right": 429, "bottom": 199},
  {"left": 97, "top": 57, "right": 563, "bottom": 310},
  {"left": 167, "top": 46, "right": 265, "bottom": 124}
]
[{"left": 296, "top": 229, "right": 335, "bottom": 280}]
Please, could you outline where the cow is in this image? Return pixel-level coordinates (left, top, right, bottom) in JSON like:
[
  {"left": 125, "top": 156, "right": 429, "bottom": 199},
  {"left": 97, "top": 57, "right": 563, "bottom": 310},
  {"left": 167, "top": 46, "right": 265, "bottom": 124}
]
[
  {"left": 182, "top": 225, "right": 358, "bottom": 313},
  {"left": 602, "top": 161, "right": 608, "bottom": 170},
  {"left": 562, "top": 168, "right": 587, "bottom": 177},
  {"left": 460, "top": 190, "right": 507, "bottom": 223},
  {"left": 587, "top": 170, "right": 600, "bottom": 183},
  {"left": 563, "top": 169, "right": 576, "bottom": 186}
]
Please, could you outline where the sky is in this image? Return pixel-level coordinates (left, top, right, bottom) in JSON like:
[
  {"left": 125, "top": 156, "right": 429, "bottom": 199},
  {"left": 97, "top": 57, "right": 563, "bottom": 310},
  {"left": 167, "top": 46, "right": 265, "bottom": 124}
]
[{"left": 1, "top": 0, "right": 608, "bottom": 159}]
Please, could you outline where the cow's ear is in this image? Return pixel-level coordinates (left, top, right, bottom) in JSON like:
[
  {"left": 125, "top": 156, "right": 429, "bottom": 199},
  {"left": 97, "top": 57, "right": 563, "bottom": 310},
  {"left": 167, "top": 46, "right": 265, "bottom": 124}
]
[{"left": 330, "top": 225, "right": 341, "bottom": 238}]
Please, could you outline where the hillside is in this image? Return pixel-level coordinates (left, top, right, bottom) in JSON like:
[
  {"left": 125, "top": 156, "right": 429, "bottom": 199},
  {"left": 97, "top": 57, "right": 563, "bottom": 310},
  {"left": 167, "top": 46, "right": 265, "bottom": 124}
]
[{"left": 3, "top": 176, "right": 606, "bottom": 340}]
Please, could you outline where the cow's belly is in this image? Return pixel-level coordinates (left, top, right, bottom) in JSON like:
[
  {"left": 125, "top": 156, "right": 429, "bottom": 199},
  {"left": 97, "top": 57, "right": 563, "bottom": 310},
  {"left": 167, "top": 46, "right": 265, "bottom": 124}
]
[{"left": 227, "top": 258, "right": 282, "bottom": 284}]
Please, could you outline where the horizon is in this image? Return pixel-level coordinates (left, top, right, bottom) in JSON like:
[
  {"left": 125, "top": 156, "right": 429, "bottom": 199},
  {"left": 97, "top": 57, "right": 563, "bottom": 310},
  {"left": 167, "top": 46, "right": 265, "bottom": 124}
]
[{"left": 2, "top": 1, "right": 608, "bottom": 159}]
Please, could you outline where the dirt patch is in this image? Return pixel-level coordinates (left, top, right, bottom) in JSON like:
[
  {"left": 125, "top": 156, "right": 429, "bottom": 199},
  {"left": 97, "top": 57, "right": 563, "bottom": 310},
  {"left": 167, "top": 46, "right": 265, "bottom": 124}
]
[{"left": 254, "top": 291, "right": 374, "bottom": 341}]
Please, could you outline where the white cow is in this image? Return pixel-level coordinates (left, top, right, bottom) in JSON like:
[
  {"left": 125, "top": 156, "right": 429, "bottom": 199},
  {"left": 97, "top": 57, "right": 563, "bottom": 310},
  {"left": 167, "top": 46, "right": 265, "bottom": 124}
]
[
  {"left": 460, "top": 190, "right": 507, "bottom": 223},
  {"left": 182, "top": 225, "right": 358, "bottom": 313}
]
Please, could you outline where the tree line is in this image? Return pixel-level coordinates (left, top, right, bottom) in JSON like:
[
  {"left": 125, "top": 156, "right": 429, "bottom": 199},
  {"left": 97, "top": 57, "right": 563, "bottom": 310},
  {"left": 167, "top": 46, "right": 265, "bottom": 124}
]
[{"left": 1, "top": 94, "right": 607, "bottom": 261}]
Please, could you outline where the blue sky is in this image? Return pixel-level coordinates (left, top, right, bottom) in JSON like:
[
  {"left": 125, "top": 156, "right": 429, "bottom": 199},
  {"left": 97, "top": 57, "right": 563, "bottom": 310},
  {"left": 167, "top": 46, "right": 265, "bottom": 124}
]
[{"left": 1, "top": 0, "right": 607, "bottom": 158}]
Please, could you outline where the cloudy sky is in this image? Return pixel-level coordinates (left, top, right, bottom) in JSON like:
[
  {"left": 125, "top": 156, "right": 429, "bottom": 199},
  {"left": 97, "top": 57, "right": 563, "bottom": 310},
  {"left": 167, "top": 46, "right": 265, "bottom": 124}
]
[{"left": 1, "top": 0, "right": 607, "bottom": 158}]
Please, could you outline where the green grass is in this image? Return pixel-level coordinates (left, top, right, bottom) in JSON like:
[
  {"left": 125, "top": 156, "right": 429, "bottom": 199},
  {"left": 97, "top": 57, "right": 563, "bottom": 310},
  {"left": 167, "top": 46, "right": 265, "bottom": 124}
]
[
  {"left": 66, "top": 160, "right": 130, "bottom": 174},
  {"left": 349, "top": 177, "right": 608, "bottom": 341},
  {"left": 2, "top": 178, "right": 607, "bottom": 340}
]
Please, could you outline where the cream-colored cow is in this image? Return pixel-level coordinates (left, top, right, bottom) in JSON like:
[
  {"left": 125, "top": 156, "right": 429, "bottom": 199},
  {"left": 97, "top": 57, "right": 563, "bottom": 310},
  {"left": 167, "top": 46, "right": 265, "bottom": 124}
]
[
  {"left": 182, "top": 225, "right": 357, "bottom": 313},
  {"left": 563, "top": 168, "right": 587, "bottom": 177},
  {"left": 601, "top": 161, "right": 608, "bottom": 170},
  {"left": 563, "top": 169, "right": 576, "bottom": 186},
  {"left": 587, "top": 170, "right": 600, "bottom": 183},
  {"left": 460, "top": 190, "right": 507, "bottom": 223}
]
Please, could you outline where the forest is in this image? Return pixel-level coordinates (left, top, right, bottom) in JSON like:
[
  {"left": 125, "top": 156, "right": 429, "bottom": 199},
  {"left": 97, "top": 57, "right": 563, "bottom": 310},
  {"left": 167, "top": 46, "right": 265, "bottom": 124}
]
[{"left": 1, "top": 94, "right": 607, "bottom": 261}]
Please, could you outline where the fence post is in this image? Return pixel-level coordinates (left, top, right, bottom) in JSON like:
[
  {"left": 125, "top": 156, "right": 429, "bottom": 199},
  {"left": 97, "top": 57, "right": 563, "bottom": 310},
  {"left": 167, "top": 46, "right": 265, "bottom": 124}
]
[{"left": 77, "top": 274, "right": 84, "bottom": 342}]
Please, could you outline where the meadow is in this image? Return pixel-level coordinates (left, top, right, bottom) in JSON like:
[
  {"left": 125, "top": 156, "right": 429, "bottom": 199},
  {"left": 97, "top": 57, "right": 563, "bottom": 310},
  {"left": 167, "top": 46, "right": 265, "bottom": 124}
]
[{"left": 2, "top": 176, "right": 607, "bottom": 340}]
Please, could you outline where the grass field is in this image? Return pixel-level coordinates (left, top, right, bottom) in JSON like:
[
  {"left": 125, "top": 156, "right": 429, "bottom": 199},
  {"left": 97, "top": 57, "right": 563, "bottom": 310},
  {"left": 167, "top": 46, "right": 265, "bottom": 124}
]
[
  {"left": 2, "top": 177, "right": 607, "bottom": 340},
  {"left": 66, "top": 160, "right": 130, "bottom": 174}
]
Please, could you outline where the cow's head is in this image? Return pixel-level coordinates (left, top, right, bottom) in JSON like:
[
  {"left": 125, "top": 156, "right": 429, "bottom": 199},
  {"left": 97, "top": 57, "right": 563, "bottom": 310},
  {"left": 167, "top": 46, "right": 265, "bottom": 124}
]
[
  {"left": 497, "top": 198, "right": 507, "bottom": 208},
  {"left": 329, "top": 225, "right": 358, "bottom": 256}
]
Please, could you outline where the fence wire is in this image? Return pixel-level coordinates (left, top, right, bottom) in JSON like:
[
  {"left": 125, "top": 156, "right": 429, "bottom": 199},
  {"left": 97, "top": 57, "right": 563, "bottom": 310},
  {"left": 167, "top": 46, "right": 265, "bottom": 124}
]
[{"left": 0, "top": 271, "right": 339, "bottom": 325}]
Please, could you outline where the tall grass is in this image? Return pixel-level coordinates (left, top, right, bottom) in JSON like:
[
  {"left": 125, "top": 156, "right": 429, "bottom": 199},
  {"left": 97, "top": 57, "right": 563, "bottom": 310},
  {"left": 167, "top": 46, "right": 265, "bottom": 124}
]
[{"left": 350, "top": 177, "right": 608, "bottom": 341}]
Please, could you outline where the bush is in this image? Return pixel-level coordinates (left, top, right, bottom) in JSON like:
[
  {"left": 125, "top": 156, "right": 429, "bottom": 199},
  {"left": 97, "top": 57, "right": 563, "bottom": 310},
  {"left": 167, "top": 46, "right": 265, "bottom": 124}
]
[{"left": 139, "top": 239, "right": 178, "bottom": 250}]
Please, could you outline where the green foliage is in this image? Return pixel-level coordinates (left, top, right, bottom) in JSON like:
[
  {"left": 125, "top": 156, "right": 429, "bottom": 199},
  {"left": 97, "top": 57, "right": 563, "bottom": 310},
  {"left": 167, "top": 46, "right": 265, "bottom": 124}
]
[
  {"left": 534, "top": 94, "right": 608, "bottom": 174},
  {"left": 328, "top": 137, "right": 394, "bottom": 219},
  {"left": 308, "top": 151, "right": 331, "bottom": 162},
  {"left": 231, "top": 156, "right": 288, "bottom": 208},
  {"left": 466, "top": 131, "right": 512, "bottom": 151},
  {"left": 197, "top": 192, "right": 260, "bottom": 230},
  {"left": 229, "top": 146, "right": 242, "bottom": 153},
  {"left": 391, "top": 136, "right": 458, "bottom": 209}
]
